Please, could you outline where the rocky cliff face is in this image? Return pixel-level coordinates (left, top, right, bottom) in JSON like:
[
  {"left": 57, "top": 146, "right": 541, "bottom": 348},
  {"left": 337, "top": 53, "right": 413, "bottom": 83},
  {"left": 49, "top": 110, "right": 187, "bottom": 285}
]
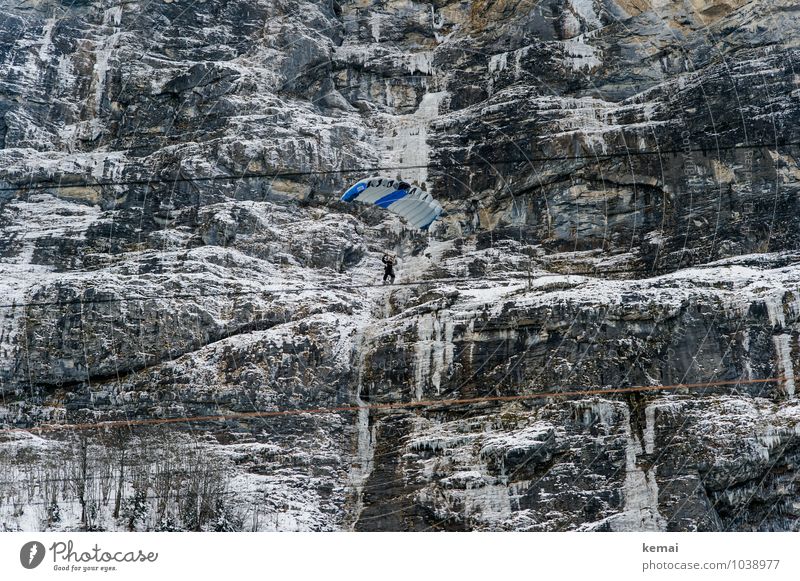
[{"left": 1, "top": 0, "right": 799, "bottom": 531}]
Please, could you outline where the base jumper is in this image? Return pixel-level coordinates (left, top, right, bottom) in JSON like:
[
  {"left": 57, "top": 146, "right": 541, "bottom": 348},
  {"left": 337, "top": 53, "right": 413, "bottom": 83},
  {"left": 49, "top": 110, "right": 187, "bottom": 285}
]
[{"left": 382, "top": 254, "right": 396, "bottom": 284}]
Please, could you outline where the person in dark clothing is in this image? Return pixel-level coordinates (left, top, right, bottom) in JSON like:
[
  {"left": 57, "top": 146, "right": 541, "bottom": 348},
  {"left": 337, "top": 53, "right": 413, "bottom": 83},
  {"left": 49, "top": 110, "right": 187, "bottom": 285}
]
[{"left": 382, "top": 253, "right": 396, "bottom": 284}]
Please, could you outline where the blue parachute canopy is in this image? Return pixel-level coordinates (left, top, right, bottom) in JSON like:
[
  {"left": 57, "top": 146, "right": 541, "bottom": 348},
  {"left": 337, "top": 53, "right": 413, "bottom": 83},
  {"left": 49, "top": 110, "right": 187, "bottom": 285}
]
[{"left": 341, "top": 177, "right": 443, "bottom": 230}]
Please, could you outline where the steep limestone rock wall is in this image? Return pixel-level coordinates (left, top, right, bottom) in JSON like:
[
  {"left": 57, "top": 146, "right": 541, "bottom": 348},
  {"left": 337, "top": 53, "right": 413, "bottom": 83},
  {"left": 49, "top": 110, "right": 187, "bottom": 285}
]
[{"left": 1, "top": 1, "right": 799, "bottom": 531}]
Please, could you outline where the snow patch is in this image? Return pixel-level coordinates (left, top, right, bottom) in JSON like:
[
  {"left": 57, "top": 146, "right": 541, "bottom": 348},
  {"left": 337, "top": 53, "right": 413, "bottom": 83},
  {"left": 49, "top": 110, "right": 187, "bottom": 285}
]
[
  {"left": 369, "top": 12, "right": 382, "bottom": 42},
  {"left": 563, "top": 37, "right": 602, "bottom": 71},
  {"left": 379, "top": 91, "right": 447, "bottom": 188},
  {"left": 36, "top": 18, "right": 56, "bottom": 64},
  {"left": 610, "top": 406, "right": 666, "bottom": 531},
  {"left": 348, "top": 326, "right": 376, "bottom": 528},
  {"left": 644, "top": 405, "right": 656, "bottom": 454},
  {"left": 414, "top": 312, "right": 454, "bottom": 399},
  {"left": 763, "top": 292, "right": 787, "bottom": 328},
  {"left": 408, "top": 51, "right": 434, "bottom": 75},
  {"left": 569, "top": 0, "right": 603, "bottom": 28},
  {"left": 773, "top": 334, "right": 796, "bottom": 397},
  {"left": 489, "top": 52, "right": 508, "bottom": 74}
]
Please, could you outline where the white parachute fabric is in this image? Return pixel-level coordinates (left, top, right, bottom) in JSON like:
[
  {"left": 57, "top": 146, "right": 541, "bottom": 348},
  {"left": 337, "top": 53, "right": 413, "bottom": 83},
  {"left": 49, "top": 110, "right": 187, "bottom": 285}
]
[{"left": 340, "top": 177, "right": 443, "bottom": 230}]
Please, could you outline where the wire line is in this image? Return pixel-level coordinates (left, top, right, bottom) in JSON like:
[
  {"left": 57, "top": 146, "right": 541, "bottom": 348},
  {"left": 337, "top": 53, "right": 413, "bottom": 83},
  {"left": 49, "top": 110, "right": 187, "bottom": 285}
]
[
  {"left": 1, "top": 139, "right": 797, "bottom": 193},
  {"left": 0, "top": 376, "right": 783, "bottom": 435}
]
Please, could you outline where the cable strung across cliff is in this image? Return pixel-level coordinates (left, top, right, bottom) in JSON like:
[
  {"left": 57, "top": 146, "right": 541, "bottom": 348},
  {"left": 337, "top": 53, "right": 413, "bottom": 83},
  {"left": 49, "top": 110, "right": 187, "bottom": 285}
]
[
  {"left": 0, "top": 262, "right": 722, "bottom": 310},
  {"left": 5, "top": 255, "right": 789, "bottom": 311},
  {"left": 0, "top": 139, "right": 796, "bottom": 193},
  {"left": 0, "top": 275, "right": 502, "bottom": 309},
  {"left": 0, "top": 376, "right": 784, "bottom": 435}
]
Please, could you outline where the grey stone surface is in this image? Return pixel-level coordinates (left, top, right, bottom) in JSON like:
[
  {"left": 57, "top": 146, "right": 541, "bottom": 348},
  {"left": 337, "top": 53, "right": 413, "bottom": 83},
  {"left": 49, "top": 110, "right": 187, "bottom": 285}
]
[{"left": 0, "top": 0, "right": 798, "bottom": 531}]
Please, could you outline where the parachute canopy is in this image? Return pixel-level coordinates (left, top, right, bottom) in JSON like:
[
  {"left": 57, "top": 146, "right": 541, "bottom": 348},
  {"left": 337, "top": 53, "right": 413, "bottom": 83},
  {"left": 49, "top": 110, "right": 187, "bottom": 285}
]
[{"left": 341, "top": 176, "right": 443, "bottom": 230}]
